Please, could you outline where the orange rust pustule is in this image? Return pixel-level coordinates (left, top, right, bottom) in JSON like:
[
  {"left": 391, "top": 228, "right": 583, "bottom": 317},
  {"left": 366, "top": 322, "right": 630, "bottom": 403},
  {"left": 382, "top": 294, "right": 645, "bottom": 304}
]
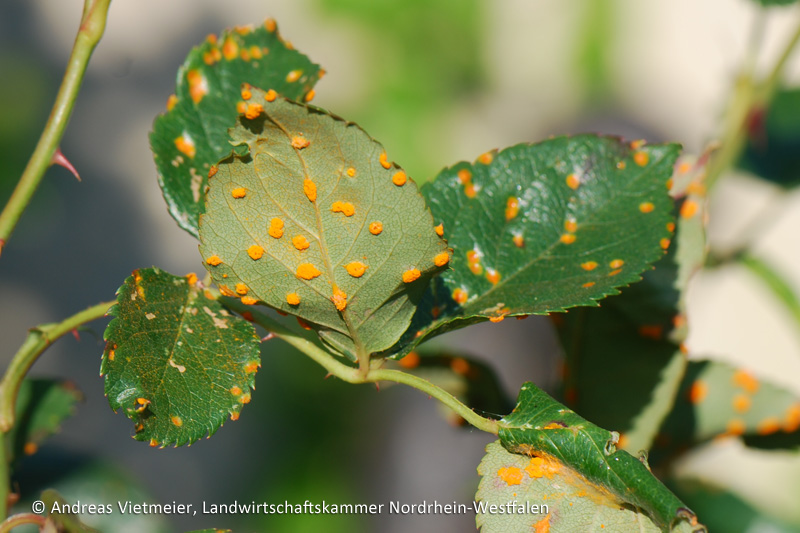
[
  {"left": 332, "top": 286, "right": 348, "bottom": 311},
  {"left": 296, "top": 263, "right": 321, "bottom": 280},
  {"left": 345, "top": 262, "right": 367, "bottom": 277},
  {"left": 398, "top": 351, "right": 420, "bottom": 369},
  {"left": 402, "top": 268, "right": 421, "bottom": 283},
  {"left": 292, "top": 235, "right": 310, "bottom": 250},
  {"left": 331, "top": 201, "right": 355, "bottom": 216},
  {"left": 303, "top": 179, "right": 317, "bottom": 202}
]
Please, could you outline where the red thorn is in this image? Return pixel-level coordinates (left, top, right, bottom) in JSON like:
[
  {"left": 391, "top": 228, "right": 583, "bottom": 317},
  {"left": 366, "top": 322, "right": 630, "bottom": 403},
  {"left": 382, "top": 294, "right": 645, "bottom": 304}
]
[
  {"left": 71, "top": 329, "right": 81, "bottom": 341},
  {"left": 260, "top": 333, "right": 275, "bottom": 342},
  {"left": 52, "top": 148, "right": 81, "bottom": 182},
  {"left": 324, "top": 373, "right": 333, "bottom": 380},
  {"left": 375, "top": 383, "right": 380, "bottom": 392}
]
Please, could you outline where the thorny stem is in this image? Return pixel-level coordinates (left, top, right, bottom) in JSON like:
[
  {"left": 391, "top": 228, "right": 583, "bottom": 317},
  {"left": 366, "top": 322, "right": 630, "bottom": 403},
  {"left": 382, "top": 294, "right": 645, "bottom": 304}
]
[
  {"left": 220, "top": 298, "right": 499, "bottom": 435},
  {"left": 705, "top": 15, "right": 800, "bottom": 191},
  {"left": 0, "top": 300, "right": 113, "bottom": 520},
  {"left": 0, "top": 0, "right": 111, "bottom": 258},
  {"left": 0, "top": 513, "right": 47, "bottom": 533}
]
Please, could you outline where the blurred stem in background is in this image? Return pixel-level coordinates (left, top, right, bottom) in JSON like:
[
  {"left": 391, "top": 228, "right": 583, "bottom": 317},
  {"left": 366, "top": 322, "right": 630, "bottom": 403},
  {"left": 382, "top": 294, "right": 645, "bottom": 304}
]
[
  {"left": 575, "top": 0, "right": 615, "bottom": 104},
  {"left": 314, "top": 0, "right": 486, "bottom": 181}
]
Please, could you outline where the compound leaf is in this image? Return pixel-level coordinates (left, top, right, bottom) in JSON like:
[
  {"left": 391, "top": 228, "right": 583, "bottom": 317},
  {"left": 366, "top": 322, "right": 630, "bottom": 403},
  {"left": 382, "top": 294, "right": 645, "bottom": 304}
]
[
  {"left": 198, "top": 90, "right": 449, "bottom": 360},
  {"left": 102, "top": 267, "right": 261, "bottom": 447},
  {"left": 7, "top": 379, "right": 82, "bottom": 463},
  {"left": 385, "top": 136, "right": 680, "bottom": 357},
  {"left": 476, "top": 441, "right": 689, "bottom": 533},
  {"left": 151, "top": 20, "right": 321, "bottom": 237},
  {"left": 497, "top": 383, "right": 701, "bottom": 531}
]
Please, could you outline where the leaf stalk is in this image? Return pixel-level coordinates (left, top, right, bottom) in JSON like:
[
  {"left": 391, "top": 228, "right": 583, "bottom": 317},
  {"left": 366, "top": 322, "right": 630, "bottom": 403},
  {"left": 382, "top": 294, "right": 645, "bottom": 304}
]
[{"left": 220, "top": 298, "right": 499, "bottom": 435}]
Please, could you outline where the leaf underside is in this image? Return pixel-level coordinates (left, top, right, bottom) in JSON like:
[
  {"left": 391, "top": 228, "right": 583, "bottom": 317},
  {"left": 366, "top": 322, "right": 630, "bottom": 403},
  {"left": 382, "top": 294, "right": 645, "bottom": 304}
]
[
  {"left": 151, "top": 20, "right": 321, "bottom": 237},
  {"left": 652, "top": 360, "right": 800, "bottom": 463},
  {"left": 498, "top": 383, "right": 701, "bottom": 531},
  {"left": 198, "top": 89, "right": 449, "bottom": 360},
  {"left": 384, "top": 136, "right": 680, "bottom": 358},
  {"left": 102, "top": 267, "right": 261, "bottom": 447},
  {"left": 477, "top": 441, "right": 668, "bottom": 533}
]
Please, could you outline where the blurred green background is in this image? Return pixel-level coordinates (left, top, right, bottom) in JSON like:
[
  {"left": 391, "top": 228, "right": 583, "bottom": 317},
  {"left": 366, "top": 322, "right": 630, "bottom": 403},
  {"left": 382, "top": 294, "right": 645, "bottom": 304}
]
[{"left": 2, "top": 0, "right": 800, "bottom": 531}]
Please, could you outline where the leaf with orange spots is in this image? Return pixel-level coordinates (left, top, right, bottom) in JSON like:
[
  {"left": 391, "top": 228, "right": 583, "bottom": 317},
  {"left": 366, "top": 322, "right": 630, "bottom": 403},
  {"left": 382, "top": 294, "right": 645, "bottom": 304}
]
[
  {"left": 6, "top": 379, "right": 82, "bottom": 464},
  {"left": 198, "top": 90, "right": 449, "bottom": 361},
  {"left": 101, "top": 267, "right": 260, "bottom": 447},
  {"left": 651, "top": 360, "right": 800, "bottom": 463},
  {"left": 496, "top": 383, "right": 701, "bottom": 531},
  {"left": 476, "top": 441, "right": 695, "bottom": 533},
  {"left": 554, "top": 192, "right": 707, "bottom": 454},
  {"left": 383, "top": 136, "right": 680, "bottom": 357},
  {"left": 388, "top": 350, "right": 512, "bottom": 424},
  {"left": 151, "top": 21, "right": 322, "bottom": 237},
  {"left": 555, "top": 245, "right": 686, "bottom": 454}
]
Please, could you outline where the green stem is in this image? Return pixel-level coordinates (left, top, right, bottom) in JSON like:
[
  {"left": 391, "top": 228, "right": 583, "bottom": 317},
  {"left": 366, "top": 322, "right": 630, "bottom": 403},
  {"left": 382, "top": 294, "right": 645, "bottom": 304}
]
[
  {"left": 220, "top": 298, "right": 499, "bottom": 435},
  {"left": 0, "top": 455, "right": 6, "bottom": 524},
  {"left": 0, "top": 300, "right": 113, "bottom": 520},
  {"left": 0, "top": 513, "right": 47, "bottom": 533},
  {"left": 0, "top": 301, "right": 114, "bottom": 432},
  {"left": 739, "top": 253, "right": 800, "bottom": 332},
  {"left": 366, "top": 369, "right": 499, "bottom": 434},
  {"left": 220, "top": 298, "right": 363, "bottom": 383},
  {"left": 0, "top": 0, "right": 111, "bottom": 258}
]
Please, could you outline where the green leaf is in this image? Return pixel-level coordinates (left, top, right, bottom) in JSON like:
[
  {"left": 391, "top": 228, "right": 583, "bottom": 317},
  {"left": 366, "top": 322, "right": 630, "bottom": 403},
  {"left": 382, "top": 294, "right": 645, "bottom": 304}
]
[
  {"left": 739, "top": 88, "right": 800, "bottom": 187},
  {"left": 668, "top": 478, "right": 800, "bottom": 533},
  {"left": 384, "top": 136, "right": 680, "bottom": 357},
  {"left": 151, "top": 20, "right": 321, "bottom": 237},
  {"left": 498, "top": 383, "right": 701, "bottom": 531},
  {"left": 41, "top": 489, "right": 99, "bottom": 533},
  {"left": 7, "top": 379, "right": 81, "bottom": 463},
  {"left": 652, "top": 360, "right": 800, "bottom": 461},
  {"left": 101, "top": 267, "right": 261, "bottom": 447},
  {"left": 476, "top": 441, "right": 689, "bottom": 533},
  {"left": 389, "top": 350, "right": 512, "bottom": 424},
  {"left": 198, "top": 89, "right": 449, "bottom": 360}
]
